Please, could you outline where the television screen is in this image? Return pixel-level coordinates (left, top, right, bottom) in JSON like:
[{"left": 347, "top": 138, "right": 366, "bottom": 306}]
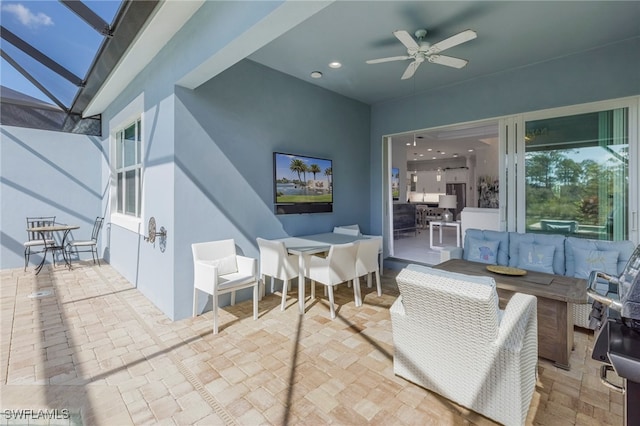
[
  {"left": 274, "top": 152, "right": 333, "bottom": 214},
  {"left": 392, "top": 167, "right": 400, "bottom": 200}
]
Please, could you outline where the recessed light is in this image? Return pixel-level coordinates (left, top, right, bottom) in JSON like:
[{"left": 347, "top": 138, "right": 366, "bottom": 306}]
[
  {"left": 329, "top": 61, "right": 342, "bottom": 69},
  {"left": 440, "top": 151, "right": 446, "bottom": 155},
  {"left": 427, "top": 148, "right": 432, "bottom": 152},
  {"left": 468, "top": 149, "right": 474, "bottom": 152},
  {"left": 453, "top": 153, "right": 458, "bottom": 157},
  {"left": 406, "top": 142, "right": 411, "bottom": 146},
  {"left": 432, "top": 157, "right": 437, "bottom": 160},
  {"left": 419, "top": 154, "right": 424, "bottom": 157},
  {"left": 310, "top": 71, "right": 323, "bottom": 78}
]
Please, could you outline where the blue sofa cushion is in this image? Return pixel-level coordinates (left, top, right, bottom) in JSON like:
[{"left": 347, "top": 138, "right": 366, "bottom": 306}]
[
  {"left": 572, "top": 247, "right": 619, "bottom": 279},
  {"left": 466, "top": 237, "right": 500, "bottom": 265},
  {"left": 464, "top": 229, "right": 509, "bottom": 266},
  {"left": 509, "top": 232, "right": 566, "bottom": 275},
  {"left": 516, "top": 242, "right": 555, "bottom": 274},
  {"left": 565, "top": 237, "right": 636, "bottom": 277}
]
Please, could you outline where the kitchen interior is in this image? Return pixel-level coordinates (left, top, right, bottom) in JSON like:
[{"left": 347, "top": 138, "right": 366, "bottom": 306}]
[{"left": 390, "top": 120, "right": 500, "bottom": 264}]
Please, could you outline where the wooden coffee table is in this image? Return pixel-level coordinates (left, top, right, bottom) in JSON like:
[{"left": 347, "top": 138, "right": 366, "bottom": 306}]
[{"left": 434, "top": 259, "right": 586, "bottom": 370}]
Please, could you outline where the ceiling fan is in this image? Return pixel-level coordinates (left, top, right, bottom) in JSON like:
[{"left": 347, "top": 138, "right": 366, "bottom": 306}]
[{"left": 366, "top": 29, "right": 477, "bottom": 80}]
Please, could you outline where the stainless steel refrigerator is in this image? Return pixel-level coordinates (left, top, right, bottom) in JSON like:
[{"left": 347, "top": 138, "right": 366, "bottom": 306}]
[{"left": 446, "top": 183, "right": 466, "bottom": 221}]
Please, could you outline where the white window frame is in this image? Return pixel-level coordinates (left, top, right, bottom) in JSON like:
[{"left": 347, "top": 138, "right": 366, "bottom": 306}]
[
  {"left": 506, "top": 96, "right": 639, "bottom": 244},
  {"left": 110, "top": 114, "right": 144, "bottom": 234}
]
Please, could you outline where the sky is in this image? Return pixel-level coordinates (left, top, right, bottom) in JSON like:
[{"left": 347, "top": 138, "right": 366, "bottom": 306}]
[
  {"left": 274, "top": 152, "right": 332, "bottom": 183},
  {"left": 0, "top": 0, "right": 121, "bottom": 106}
]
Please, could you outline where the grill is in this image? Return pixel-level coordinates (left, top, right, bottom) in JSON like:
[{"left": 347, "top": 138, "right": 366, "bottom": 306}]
[{"left": 589, "top": 244, "right": 640, "bottom": 426}]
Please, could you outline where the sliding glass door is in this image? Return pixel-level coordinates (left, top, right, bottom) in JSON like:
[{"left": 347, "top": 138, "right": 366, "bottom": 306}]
[{"left": 510, "top": 99, "right": 638, "bottom": 242}]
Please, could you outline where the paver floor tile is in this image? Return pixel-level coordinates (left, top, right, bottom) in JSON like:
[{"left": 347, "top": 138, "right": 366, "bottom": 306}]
[{"left": 1, "top": 263, "right": 624, "bottom": 425}]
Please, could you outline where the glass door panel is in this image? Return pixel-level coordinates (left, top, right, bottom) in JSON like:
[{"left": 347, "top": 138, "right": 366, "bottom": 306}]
[{"left": 523, "top": 108, "right": 629, "bottom": 241}]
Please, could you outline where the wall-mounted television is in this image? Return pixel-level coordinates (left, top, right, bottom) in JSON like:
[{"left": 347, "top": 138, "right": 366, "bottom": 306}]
[{"left": 274, "top": 152, "right": 333, "bottom": 214}]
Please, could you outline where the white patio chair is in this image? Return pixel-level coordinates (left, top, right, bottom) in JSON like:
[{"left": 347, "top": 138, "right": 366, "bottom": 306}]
[
  {"left": 333, "top": 225, "right": 360, "bottom": 236},
  {"left": 391, "top": 265, "right": 538, "bottom": 426},
  {"left": 335, "top": 225, "right": 384, "bottom": 274},
  {"left": 192, "top": 239, "right": 259, "bottom": 334},
  {"left": 305, "top": 242, "right": 359, "bottom": 318},
  {"left": 257, "top": 238, "right": 298, "bottom": 311},
  {"left": 24, "top": 216, "right": 56, "bottom": 271},
  {"left": 356, "top": 237, "right": 382, "bottom": 297},
  {"left": 66, "top": 217, "right": 104, "bottom": 265}
]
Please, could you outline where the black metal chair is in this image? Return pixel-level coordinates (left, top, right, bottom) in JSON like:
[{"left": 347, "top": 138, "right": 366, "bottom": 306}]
[
  {"left": 66, "top": 217, "right": 104, "bottom": 265},
  {"left": 24, "top": 216, "right": 56, "bottom": 271}
]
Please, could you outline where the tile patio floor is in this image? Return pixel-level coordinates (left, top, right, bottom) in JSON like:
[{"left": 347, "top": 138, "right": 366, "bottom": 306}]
[{"left": 1, "top": 261, "right": 624, "bottom": 425}]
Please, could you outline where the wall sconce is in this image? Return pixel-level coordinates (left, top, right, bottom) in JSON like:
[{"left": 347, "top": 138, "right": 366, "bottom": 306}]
[
  {"left": 436, "top": 168, "right": 442, "bottom": 182},
  {"left": 412, "top": 174, "right": 417, "bottom": 183}
]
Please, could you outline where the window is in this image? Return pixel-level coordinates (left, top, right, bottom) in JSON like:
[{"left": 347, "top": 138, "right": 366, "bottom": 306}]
[
  {"left": 114, "top": 118, "right": 142, "bottom": 217},
  {"left": 524, "top": 108, "right": 629, "bottom": 241}
]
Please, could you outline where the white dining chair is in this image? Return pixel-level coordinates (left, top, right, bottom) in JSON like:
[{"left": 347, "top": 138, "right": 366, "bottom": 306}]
[
  {"left": 333, "top": 225, "right": 360, "bottom": 236},
  {"left": 192, "top": 239, "right": 259, "bottom": 334},
  {"left": 305, "top": 242, "right": 359, "bottom": 318},
  {"left": 356, "top": 237, "right": 382, "bottom": 297},
  {"left": 256, "top": 238, "right": 298, "bottom": 311},
  {"left": 335, "top": 225, "right": 384, "bottom": 273}
]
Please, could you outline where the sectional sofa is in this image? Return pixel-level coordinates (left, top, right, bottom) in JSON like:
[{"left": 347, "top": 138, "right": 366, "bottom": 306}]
[{"left": 450, "top": 228, "right": 636, "bottom": 329}]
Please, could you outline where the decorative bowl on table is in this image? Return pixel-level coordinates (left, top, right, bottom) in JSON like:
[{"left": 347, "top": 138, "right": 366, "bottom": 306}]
[{"left": 486, "top": 265, "right": 527, "bottom": 276}]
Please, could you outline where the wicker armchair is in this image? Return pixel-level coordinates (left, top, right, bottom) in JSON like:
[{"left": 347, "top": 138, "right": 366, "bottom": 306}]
[{"left": 391, "top": 265, "right": 538, "bottom": 426}]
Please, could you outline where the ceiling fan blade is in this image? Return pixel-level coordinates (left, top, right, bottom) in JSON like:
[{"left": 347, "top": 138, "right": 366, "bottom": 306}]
[
  {"left": 427, "top": 29, "right": 477, "bottom": 54},
  {"left": 401, "top": 60, "right": 421, "bottom": 80},
  {"left": 428, "top": 54, "right": 468, "bottom": 69},
  {"left": 393, "top": 30, "right": 419, "bottom": 51},
  {"left": 366, "top": 55, "right": 411, "bottom": 64}
]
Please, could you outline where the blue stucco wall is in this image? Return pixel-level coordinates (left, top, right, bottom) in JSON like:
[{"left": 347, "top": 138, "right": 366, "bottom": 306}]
[
  {"left": 173, "top": 59, "right": 371, "bottom": 320},
  {"left": 369, "top": 37, "right": 640, "bottom": 236},
  {"left": 4, "top": 2, "right": 636, "bottom": 325},
  {"left": 0, "top": 126, "right": 104, "bottom": 269},
  {"left": 98, "top": 1, "right": 370, "bottom": 320}
]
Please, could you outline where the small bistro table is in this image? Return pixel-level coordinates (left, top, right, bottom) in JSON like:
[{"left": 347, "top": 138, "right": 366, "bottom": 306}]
[
  {"left": 27, "top": 224, "right": 79, "bottom": 274},
  {"left": 429, "top": 220, "right": 461, "bottom": 249}
]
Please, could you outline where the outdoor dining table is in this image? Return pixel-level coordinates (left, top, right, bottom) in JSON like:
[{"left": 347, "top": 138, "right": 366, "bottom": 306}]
[
  {"left": 275, "top": 232, "right": 372, "bottom": 314},
  {"left": 27, "top": 224, "right": 79, "bottom": 274}
]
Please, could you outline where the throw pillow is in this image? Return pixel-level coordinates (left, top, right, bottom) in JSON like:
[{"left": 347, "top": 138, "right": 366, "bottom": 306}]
[
  {"left": 517, "top": 242, "right": 555, "bottom": 274},
  {"left": 464, "top": 229, "right": 509, "bottom": 265},
  {"left": 466, "top": 237, "right": 500, "bottom": 265},
  {"left": 565, "top": 237, "right": 636, "bottom": 277},
  {"left": 203, "top": 255, "right": 238, "bottom": 275},
  {"left": 572, "top": 248, "right": 619, "bottom": 279}
]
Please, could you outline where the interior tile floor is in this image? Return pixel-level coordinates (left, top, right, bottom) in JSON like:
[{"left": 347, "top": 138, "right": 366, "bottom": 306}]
[
  {"left": 1, "top": 261, "right": 624, "bottom": 425},
  {"left": 393, "top": 224, "right": 459, "bottom": 265}
]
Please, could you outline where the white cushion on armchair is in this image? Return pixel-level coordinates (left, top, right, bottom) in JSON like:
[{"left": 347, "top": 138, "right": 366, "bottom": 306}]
[
  {"left": 391, "top": 266, "right": 538, "bottom": 426},
  {"left": 192, "top": 240, "right": 259, "bottom": 334}
]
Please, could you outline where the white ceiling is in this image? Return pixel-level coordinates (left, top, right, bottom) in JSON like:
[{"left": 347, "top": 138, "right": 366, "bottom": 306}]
[{"left": 248, "top": 1, "right": 640, "bottom": 161}]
